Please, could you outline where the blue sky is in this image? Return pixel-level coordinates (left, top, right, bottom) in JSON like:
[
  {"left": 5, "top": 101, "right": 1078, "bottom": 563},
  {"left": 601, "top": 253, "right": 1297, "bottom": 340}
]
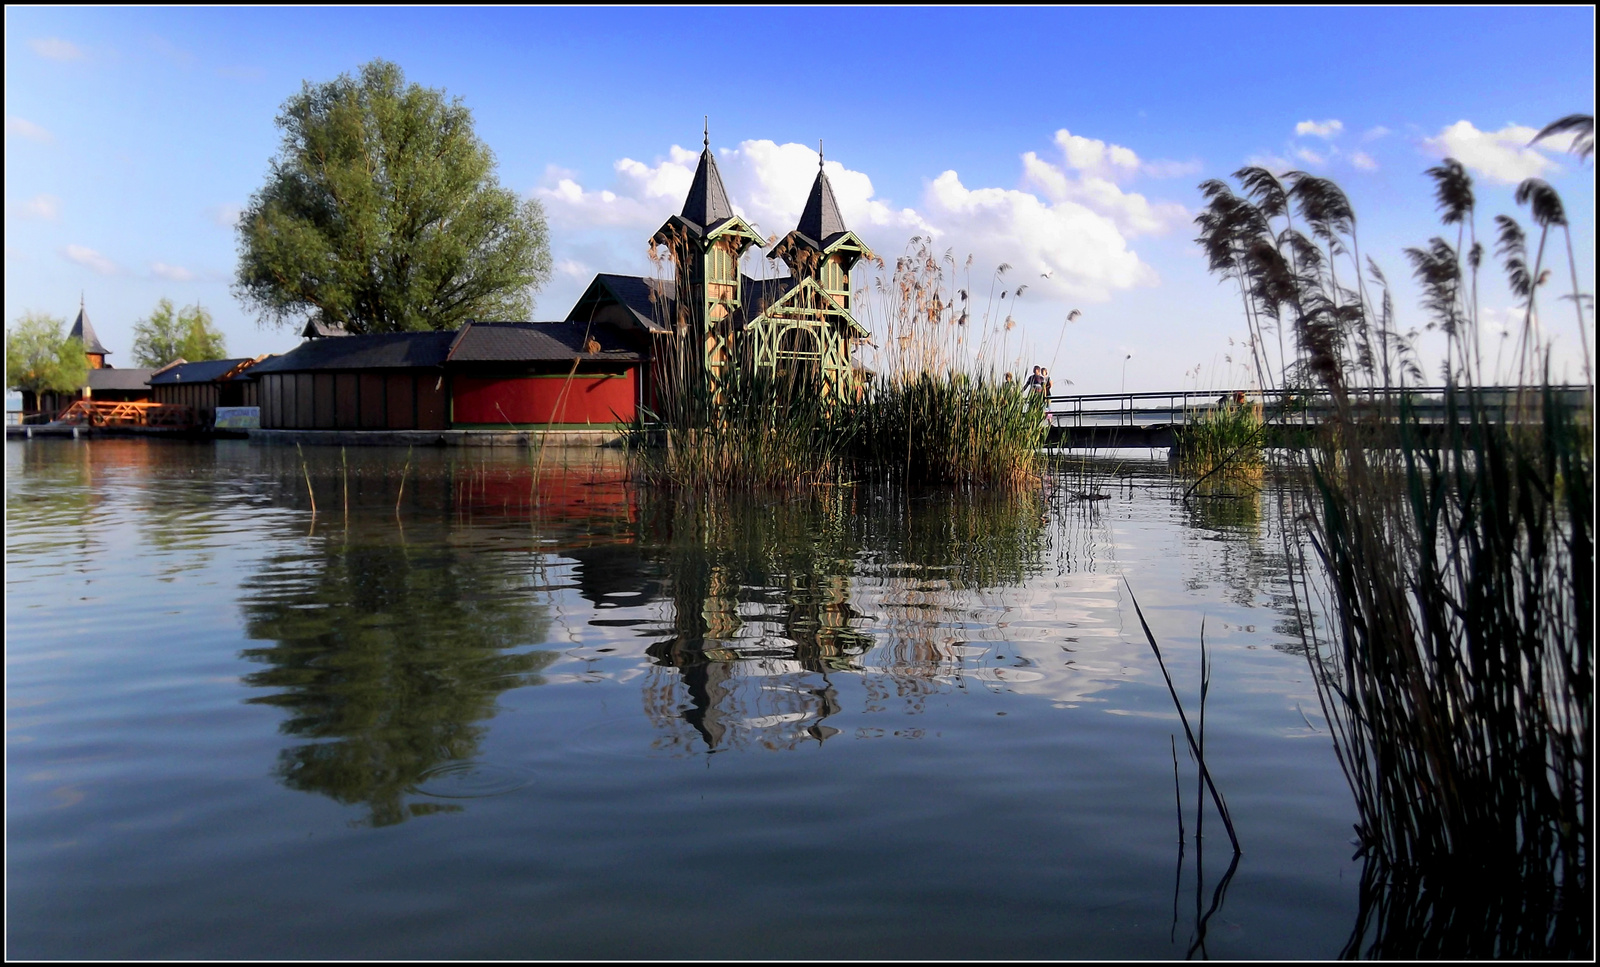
[{"left": 6, "top": 7, "right": 1594, "bottom": 392}]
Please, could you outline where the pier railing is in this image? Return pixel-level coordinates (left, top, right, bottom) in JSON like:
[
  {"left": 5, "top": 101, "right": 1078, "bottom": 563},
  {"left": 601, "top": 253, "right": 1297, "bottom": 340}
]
[
  {"left": 1046, "top": 385, "right": 1593, "bottom": 429},
  {"left": 54, "top": 400, "right": 194, "bottom": 428}
]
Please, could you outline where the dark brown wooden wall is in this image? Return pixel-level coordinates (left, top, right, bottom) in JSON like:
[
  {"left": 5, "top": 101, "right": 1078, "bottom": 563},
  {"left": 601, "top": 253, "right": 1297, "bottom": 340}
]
[
  {"left": 259, "top": 371, "right": 449, "bottom": 430},
  {"left": 152, "top": 383, "right": 220, "bottom": 423}
]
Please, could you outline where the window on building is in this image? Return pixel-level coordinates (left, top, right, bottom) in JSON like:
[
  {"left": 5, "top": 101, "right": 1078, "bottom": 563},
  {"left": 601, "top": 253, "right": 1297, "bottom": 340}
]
[
  {"left": 821, "top": 258, "right": 847, "bottom": 294},
  {"left": 708, "top": 244, "right": 738, "bottom": 284}
]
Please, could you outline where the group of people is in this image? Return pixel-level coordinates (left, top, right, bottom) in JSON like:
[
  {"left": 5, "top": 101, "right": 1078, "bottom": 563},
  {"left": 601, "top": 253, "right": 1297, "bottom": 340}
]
[{"left": 1003, "top": 366, "right": 1054, "bottom": 395}]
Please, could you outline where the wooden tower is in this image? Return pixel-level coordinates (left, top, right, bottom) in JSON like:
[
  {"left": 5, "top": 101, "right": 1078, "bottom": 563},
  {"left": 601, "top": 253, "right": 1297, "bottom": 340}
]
[
  {"left": 647, "top": 126, "right": 767, "bottom": 401},
  {"left": 755, "top": 147, "right": 873, "bottom": 398}
]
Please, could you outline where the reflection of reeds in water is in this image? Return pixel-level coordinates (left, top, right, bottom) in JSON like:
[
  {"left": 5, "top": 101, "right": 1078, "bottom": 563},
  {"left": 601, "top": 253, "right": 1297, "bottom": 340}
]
[{"left": 1199, "top": 153, "right": 1592, "bottom": 956}]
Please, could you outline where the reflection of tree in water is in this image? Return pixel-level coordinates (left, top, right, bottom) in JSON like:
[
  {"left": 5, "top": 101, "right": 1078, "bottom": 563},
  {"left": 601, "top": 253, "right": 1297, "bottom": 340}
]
[
  {"left": 637, "top": 488, "right": 1049, "bottom": 751},
  {"left": 239, "top": 523, "right": 555, "bottom": 826}
]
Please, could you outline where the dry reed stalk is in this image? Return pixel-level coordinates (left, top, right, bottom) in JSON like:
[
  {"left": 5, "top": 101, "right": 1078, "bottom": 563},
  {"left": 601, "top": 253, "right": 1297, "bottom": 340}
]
[{"left": 296, "top": 442, "right": 317, "bottom": 515}]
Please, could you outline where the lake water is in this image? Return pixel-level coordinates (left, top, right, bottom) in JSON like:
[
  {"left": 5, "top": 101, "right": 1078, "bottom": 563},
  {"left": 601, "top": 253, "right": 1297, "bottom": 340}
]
[{"left": 6, "top": 439, "right": 1362, "bottom": 959}]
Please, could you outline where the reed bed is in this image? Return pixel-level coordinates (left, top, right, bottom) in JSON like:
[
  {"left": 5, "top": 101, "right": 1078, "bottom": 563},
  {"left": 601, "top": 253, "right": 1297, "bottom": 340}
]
[
  {"left": 1197, "top": 135, "right": 1592, "bottom": 956},
  {"left": 630, "top": 368, "right": 851, "bottom": 493},
  {"left": 1173, "top": 398, "right": 1265, "bottom": 480},
  {"left": 851, "top": 373, "right": 1045, "bottom": 489}
]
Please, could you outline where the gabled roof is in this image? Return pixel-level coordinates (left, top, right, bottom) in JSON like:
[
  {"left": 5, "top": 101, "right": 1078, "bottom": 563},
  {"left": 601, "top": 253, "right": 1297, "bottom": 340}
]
[
  {"left": 148, "top": 357, "right": 263, "bottom": 386},
  {"left": 301, "top": 319, "right": 350, "bottom": 339},
  {"left": 70, "top": 303, "right": 110, "bottom": 356},
  {"left": 748, "top": 275, "right": 870, "bottom": 338},
  {"left": 446, "top": 321, "right": 643, "bottom": 364},
  {"left": 249, "top": 331, "right": 456, "bottom": 374},
  {"left": 797, "top": 166, "right": 848, "bottom": 246},
  {"left": 681, "top": 145, "right": 735, "bottom": 230},
  {"left": 566, "top": 274, "right": 676, "bottom": 333},
  {"left": 86, "top": 368, "right": 155, "bottom": 392}
]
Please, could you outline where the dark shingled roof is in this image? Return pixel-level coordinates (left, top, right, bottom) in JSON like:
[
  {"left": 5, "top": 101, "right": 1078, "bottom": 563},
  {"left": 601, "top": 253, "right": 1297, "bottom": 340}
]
[
  {"left": 570, "top": 274, "right": 676, "bottom": 333},
  {"left": 70, "top": 304, "right": 110, "bottom": 356},
  {"left": 680, "top": 146, "right": 734, "bottom": 231},
  {"left": 87, "top": 368, "right": 156, "bottom": 392},
  {"left": 447, "top": 322, "right": 643, "bottom": 363},
  {"left": 741, "top": 275, "right": 794, "bottom": 317},
  {"left": 301, "top": 319, "right": 350, "bottom": 339},
  {"left": 796, "top": 167, "right": 848, "bottom": 247},
  {"left": 249, "top": 331, "right": 456, "bottom": 374},
  {"left": 148, "top": 357, "right": 259, "bottom": 386}
]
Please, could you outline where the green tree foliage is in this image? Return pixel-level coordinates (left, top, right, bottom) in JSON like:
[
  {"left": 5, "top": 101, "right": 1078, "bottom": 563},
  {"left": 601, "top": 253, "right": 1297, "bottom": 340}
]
[
  {"left": 130, "top": 299, "right": 229, "bottom": 367},
  {"left": 234, "top": 59, "right": 552, "bottom": 335},
  {"left": 5, "top": 312, "right": 87, "bottom": 395}
]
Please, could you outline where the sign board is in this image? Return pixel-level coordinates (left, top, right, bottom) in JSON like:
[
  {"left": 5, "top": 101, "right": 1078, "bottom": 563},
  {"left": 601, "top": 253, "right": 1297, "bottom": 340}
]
[{"left": 215, "top": 406, "right": 260, "bottom": 430}]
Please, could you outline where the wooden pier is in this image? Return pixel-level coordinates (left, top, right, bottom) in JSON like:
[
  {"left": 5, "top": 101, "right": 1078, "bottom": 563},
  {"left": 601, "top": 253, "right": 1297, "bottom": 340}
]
[{"left": 1044, "top": 385, "right": 1593, "bottom": 449}]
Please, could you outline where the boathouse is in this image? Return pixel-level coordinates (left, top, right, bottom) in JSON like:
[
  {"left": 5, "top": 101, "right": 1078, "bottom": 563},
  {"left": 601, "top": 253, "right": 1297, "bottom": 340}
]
[
  {"left": 147, "top": 356, "right": 269, "bottom": 426},
  {"left": 248, "top": 321, "right": 642, "bottom": 431}
]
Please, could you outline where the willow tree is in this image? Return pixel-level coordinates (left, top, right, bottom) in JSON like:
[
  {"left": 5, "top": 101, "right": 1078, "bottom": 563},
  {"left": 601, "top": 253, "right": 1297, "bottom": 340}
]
[{"left": 234, "top": 60, "right": 551, "bottom": 335}]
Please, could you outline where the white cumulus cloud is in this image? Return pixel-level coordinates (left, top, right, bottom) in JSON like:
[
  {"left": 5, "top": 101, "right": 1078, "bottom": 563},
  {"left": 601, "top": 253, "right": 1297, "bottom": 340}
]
[
  {"left": 533, "top": 148, "right": 697, "bottom": 230},
  {"left": 9, "top": 194, "right": 61, "bottom": 220},
  {"left": 30, "top": 37, "right": 84, "bottom": 61},
  {"left": 924, "top": 171, "right": 1157, "bottom": 303},
  {"left": 151, "top": 262, "right": 194, "bottom": 281},
  {"left": 1020, "top": 153, "right": 1185, "bottom": 237},
  {"left": 535, "top": 131, "right": 1180, "bottom": 308},
  {"left": 62, "top": 244, "right": 118, "bottom": 275},
  {"left": 1351, "top": 150, "right": 1379, "bottom": 171},
  {"left": 6, "top": 117, "right": 55, "bottom": 144},
  {"left": 1362, "top": 125, "right": 1391, "bottom": 142},
  {"left": 722, "top": 140, "right": 932, "bottom": 240},
  {"left": 1054, "top": 129, "right": 1142, "bottom": 179},
  {"left": 1296, "top": 119, "right": 1344, "bottom": 139},
  {"left": 1424, "top": 120, "right": 1564, "bottom": 185}
]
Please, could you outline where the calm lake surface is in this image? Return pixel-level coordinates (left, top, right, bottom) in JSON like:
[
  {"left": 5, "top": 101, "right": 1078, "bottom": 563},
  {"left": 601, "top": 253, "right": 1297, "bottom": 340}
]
[{"left": 7, "top": 439, "right": 1361, "bottom": 959}]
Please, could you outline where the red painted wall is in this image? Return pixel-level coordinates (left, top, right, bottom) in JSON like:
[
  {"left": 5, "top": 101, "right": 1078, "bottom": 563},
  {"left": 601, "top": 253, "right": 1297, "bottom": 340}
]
[{"left": 452, "top": 373, "right": 635, "bottom": 425}]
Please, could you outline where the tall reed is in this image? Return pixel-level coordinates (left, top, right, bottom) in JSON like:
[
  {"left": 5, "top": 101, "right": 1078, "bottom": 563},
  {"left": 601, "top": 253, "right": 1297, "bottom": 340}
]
[
  {"left": 1198, "top": 148, "right": 1592, "bottom": 956},
  {"left": 1173, "top": 397, "right": 1265, "bottom": 480}
]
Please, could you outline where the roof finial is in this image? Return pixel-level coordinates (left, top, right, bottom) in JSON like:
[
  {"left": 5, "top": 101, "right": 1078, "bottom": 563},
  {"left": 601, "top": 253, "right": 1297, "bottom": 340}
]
[
  {"left": 703, "top": 116, "right": 709, "bottom": 149},
  {"left": 81, "top": 290, "right": 85, "bottom": 310},
  {"left": 819, "top": 139, "right": 824, "bottom": 168}
]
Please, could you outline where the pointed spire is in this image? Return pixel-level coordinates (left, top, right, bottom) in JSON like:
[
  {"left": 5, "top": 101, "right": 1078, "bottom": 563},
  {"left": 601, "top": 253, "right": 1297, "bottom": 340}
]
[
  {"left": 797, "top": 153, "right": 847, "bottom": 245},
  {"left": 69, "top": 299, "right": 110, "bottom": 355},
  {"left": 680, "top": 123, "right": 734, "bottom": 230}
]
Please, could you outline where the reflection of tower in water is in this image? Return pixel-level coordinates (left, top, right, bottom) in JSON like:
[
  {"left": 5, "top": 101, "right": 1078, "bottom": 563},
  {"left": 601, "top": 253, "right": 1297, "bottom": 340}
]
[
  {"left": 636, "top": 488, "right": 1053, "bottom": 752},
  {"left": 640, "top": 496, "right": 870, "bottom": 752}
]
